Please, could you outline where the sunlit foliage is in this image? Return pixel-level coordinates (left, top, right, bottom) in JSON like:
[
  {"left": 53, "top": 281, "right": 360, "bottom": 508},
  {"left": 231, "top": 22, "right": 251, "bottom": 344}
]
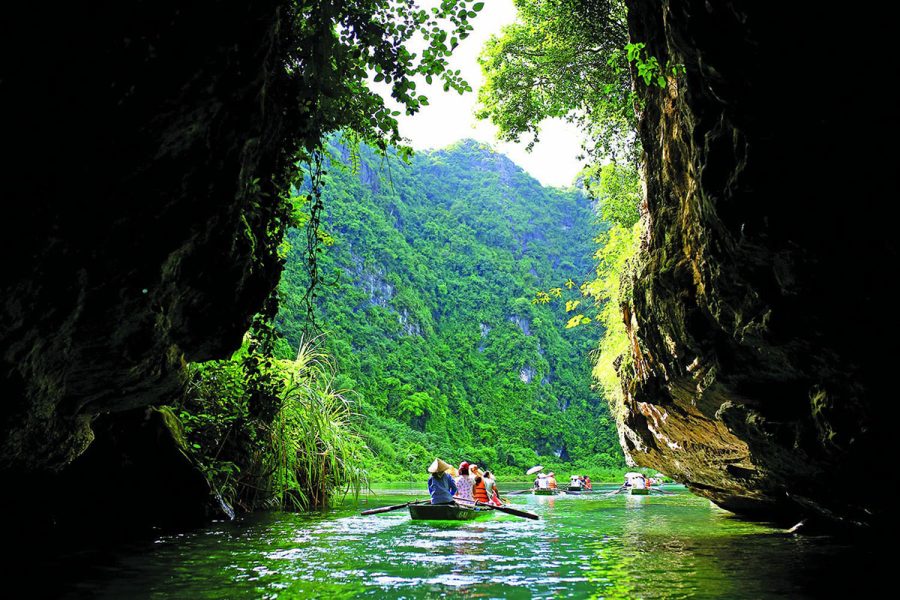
[
  {"left": 476, "top": 0, "right": 636, "bottom": 162},
  {"left": 277, "top": 139, "right": 626, "bottom": 480},
  {"left": 177, "top": 336, "right": 369, "bottom": 512}
]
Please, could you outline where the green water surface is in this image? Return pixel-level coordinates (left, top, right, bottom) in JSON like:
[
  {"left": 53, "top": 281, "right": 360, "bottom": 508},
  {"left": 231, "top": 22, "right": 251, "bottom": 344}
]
[{"left": 59, "top": 485, "right": 875, "bottom": 598}]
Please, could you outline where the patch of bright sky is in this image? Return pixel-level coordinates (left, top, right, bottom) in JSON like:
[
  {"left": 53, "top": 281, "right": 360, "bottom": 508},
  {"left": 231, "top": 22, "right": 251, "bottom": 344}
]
[{"left": 380, "top": 0, "right": 586, "bottom": 188}]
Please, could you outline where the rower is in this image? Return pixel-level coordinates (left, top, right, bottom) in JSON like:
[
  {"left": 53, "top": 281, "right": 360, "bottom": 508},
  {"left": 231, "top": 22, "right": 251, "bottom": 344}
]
[{"left": 427, "top": 458, "right": 457, "bottom": 504}]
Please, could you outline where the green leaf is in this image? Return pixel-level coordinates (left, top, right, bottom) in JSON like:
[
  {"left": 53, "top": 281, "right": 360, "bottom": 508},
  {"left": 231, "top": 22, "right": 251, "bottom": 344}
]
[{"left": 473, "top": 2, "right": 485, "bottom": 11}]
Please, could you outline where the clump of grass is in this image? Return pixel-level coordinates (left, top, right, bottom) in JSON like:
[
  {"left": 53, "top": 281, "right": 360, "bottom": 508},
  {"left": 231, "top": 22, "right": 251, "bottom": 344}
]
[
  {"left": 268, "top": 337, "right": 369, "bottom": 510},
  {"left": 177, "top": 336, "right": 370, "bottom": 513}
]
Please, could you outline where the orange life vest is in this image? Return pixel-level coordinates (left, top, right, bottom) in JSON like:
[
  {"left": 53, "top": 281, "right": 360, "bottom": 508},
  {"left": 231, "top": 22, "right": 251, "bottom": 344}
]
[{"left": 473, "top": 478, "right": 489, "bottom": 502}]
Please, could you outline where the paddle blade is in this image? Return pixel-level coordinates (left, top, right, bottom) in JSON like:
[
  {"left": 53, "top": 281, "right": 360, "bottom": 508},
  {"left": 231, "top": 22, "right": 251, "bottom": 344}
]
[{"left": 492, "top": 504, "right": 540, "bottom": 520}]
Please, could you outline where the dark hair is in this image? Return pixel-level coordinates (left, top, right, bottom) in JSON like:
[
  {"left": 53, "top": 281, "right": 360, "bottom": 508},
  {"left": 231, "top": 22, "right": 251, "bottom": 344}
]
[
  {"left": 484, "top": 471, "right": 492, "bottom": 478},
  {"left": 459, "top": 465, "right": 469, "bottom": 476}
]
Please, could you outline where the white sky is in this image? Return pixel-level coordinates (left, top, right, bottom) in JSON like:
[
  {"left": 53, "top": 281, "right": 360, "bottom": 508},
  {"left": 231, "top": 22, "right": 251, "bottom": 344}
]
[{"left": 378, "top": 0, "right": 586, "bottom": 188}]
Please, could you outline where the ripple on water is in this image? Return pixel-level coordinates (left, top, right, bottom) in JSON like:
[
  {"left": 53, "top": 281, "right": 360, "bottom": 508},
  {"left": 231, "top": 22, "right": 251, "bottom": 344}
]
[{"left": 59, "top": 487, "right": 884, "bottom": 599}]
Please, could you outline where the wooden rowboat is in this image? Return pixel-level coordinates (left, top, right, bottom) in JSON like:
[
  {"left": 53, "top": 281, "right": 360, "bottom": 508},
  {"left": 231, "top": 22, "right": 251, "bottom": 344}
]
[
  {"left": 630, "top": 488, "right": 650, "bottom": 495},
  {"left": 408, "top": 502, "right": 492, "bottom": 520},
  {"left": 533, "top": 489, "right": 559, "bottom": 496}
]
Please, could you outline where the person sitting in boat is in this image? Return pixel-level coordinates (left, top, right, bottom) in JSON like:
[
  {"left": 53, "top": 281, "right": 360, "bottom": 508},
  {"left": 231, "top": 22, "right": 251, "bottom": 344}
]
[
  {"left": 535, "top": 474, "right": 549, "bottom": 489},
  {"left": 483, "top": 471, "right": 502, "bottom": 505},
  {"left": 472, "top": 465, "right": 490, "bottom": 504},
  {"left": 456, "top": 461, "right": 474, "bottom": 501},
  {"left": 584, "top": 475, "right": 592, "bottom": 490},
  {"left": 547, "top": 472, "right": 558, "bottom": 490},
  {"left": 427, "top": 458, "right": 457, "bottom": 504}
]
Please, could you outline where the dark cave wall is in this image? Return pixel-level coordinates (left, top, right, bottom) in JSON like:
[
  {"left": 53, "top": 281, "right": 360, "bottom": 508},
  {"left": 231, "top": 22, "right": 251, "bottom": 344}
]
[
  {"left": 0, "top": 2, "right": 296, "bottom": 472},
  {"left": 618, "top": 0, "right": 896, "bottom": 527}
]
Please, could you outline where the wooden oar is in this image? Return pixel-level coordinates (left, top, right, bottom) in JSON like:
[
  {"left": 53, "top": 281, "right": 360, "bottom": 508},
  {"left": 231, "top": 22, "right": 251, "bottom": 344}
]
[
  {"left": 602, "top": 484, "right": 627, "bottom": 497},
  {"left": 506, "top": 490, "right": 532, "bottom": 495},
  {"left": 454, "top": 496, "right": 540, "bottom": 520},
  {"left": 360, "top": 499, "right": 426, "bottom": 516},
  {"left": 476, "top": 500, "right": 540, "bottom": 520}
]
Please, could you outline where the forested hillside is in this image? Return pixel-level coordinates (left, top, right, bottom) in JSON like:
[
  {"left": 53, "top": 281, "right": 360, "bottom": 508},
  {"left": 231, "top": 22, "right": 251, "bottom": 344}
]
[{"left": 276, "top": 139, "right": 624, "bottom": 480}]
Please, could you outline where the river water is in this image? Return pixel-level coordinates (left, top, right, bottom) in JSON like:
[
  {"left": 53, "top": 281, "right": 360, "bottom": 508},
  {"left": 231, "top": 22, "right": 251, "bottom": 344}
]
[{"left": 55, "top": 484, "right": 877, "bottom": 598}]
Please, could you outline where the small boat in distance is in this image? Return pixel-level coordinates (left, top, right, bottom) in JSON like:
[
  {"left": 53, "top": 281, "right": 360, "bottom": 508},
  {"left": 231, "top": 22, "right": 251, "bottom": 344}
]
[
  {"left": 531, "top": 471, "right": 560, "bottom": 495},
  {"left": 408, "top": 502, "right": 492, "bottom": 520},
  {"left": 624, "top": 472, "right": 652, "bottom": 495},
  {"left": 565, "top": 475, "right": 594, "bottom": 493}
]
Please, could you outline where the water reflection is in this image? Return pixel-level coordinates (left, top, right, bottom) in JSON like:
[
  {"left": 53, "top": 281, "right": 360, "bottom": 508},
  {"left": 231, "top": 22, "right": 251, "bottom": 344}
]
[{"left": 57, "top": 486, "right": 880, "bottom": 599}]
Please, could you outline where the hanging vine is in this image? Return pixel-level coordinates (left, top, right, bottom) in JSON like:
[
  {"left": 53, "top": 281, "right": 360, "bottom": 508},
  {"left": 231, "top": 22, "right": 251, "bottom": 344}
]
[{"left": 300, "top": 149, "right": 326, "bottom": 336}]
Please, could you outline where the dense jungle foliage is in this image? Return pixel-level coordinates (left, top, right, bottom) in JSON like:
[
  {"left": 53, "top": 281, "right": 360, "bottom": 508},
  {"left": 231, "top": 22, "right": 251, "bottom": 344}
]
[
  {"left": 479, "top": 0, "right": 646, "bottom": 438},
  {"left": 276, "top": 139, "right": 626, "bottom": 481},
  {"left": 173, "top": 0, "right": 646, "bottom": 511}
]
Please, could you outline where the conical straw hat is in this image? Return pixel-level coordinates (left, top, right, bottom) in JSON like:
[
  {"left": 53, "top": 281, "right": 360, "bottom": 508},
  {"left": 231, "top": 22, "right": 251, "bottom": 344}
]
[{"left": 428, "top": 458, "right": 452, "bottom": 474}]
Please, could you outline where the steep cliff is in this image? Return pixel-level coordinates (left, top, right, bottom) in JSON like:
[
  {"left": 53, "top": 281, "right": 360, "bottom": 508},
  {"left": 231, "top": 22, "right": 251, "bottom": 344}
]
[
  {"left": 618, "top": 0, "right": 896, "bottom": 528},
  {"left": 277, "top": 140, "right": 619, "bottom": 478},
  {"left": 0, "top": 2, "right": 299, "bottom": 473}
]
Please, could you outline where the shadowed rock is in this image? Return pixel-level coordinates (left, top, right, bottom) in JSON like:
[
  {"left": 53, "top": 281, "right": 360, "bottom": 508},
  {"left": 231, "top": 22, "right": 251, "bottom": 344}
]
[
  {"left": 1, "top": 1, "right": 301, "bottom": 472},
  {"left": 619, "top": 0, "right": 896, "bottom": 529}
]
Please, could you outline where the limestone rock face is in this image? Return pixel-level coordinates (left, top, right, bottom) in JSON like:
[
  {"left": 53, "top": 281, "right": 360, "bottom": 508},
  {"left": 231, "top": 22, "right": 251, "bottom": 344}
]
[
  {"left": 1, "top": 2, "right": 299, "bottom": 471},
  {"left": 620, "top": 0, "right": 896, "bottom": 527}
]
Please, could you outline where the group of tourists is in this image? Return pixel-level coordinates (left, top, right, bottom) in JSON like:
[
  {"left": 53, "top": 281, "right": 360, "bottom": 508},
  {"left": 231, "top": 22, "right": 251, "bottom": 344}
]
[
  {"left": 427, "top": 458, "right": 504, "bottom": 505},
  {"left": 624, "top": 472, "right": 658, "bottom": 489},
  {"left": 532, "top": 472, "right": 558, "bottom": 490},
  {"left": 570, "top": 475, "right": 592, "bottom": 490}
]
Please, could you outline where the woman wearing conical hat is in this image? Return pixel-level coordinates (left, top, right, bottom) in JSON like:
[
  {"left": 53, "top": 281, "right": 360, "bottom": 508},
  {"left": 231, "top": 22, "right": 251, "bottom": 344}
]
[{"left": 427, "top": 458, "right": 457, "bottom": 504}]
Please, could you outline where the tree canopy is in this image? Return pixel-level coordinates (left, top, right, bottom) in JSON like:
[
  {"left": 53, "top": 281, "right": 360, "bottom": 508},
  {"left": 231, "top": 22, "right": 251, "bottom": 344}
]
[
  {"left": 288, "top": 0, "right": 486, "bottom": 152},
  {"left": 476, "top": 0, "right": 636, "bottom": 163}
]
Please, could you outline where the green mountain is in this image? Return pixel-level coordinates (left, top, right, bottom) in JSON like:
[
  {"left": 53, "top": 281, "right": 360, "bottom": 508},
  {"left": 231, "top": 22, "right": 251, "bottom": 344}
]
[{"left": 276, "top": 139, "right": 623, "bottom": 480}]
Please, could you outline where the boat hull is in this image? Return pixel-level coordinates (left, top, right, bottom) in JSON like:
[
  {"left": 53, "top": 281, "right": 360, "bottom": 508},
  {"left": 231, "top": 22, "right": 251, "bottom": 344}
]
[
  {"left": 533, "top": 489, "right": 559, "bottom": 496},
  {"left": 630, "top": 488, "right": 649, "bottom": 495},
  {"left": 408, "top": 503, "right": 488, "bottom": 520}
]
